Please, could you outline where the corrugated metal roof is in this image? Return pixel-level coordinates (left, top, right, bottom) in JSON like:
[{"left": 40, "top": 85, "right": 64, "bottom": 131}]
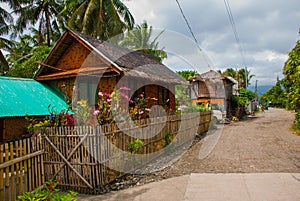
[{"left": 0, "top": 76, "right": 69, "bottom": 117}]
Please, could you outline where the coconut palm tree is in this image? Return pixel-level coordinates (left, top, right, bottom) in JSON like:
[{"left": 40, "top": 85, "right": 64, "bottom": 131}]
[
  {"left": 237, "top": 68, "right": 254, "bottom": 89},
  {"left": 63, "top": 0, "right": 135, "bottom": 40},
  {"left": 13, "top": 0, "right": 65, "bottom": 46},
  {"left": 0, "top": 5, "right": 14, "bottom": 74},
  {"left": 220, "top": 68, "right": 254, "bottom": 89},
  {"left": 120, "top": 21, "right": 167, "bottom": 61}
]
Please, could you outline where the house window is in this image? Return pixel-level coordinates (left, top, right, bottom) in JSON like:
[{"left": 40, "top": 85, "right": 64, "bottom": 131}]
[
  {"left": 77, "top": 78, "right": 98, "bottom": 107},
  {"left": 158, "top": 86, "right": 170, "bottom": 106}
]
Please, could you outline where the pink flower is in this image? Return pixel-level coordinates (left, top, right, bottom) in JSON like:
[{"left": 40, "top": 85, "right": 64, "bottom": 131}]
[
  {"left": 93, "top": 110, "right": 100, "bottom": 116},
  {"left": 145, "top": 108, "right": 151, "bottom": 112},
  {"left": 107, "top": 98, "right": 112, "bottom": 102},
  {"left": 121, "top": 92, "right": 129, "bottom": 99},
  {"left": 103, "top": 92, "right": 110, "bottom": 97},
  {"left": 139, "top": 111, "right": 144, "bottom": 115},
  {"left": 140, "top": 93, "right": 144, "bottom": 98},
  {"left": 129, "top": 99, "right": 134, "bottom": 104},
  {"left": 120, "top": 86, "right": 131, "bottom": 91}
]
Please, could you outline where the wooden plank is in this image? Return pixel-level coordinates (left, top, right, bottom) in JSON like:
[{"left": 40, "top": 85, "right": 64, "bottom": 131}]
[
  {"left": 19, "top": 140, "right": 24, "bottom": 194},
  {"left": 0, "top": 149, "right": 44, "bottom": 170},
  {"left": 4, "top": 143, "right": 9, "bottom": 200},
  {"left": 0, "top": 144, "right": 4, "bottom": 199},
  {"left": 14, "top": 141, "right": 20, "bottom": 198},
  {"left": 10, "top": 142, "right": 15, "bottom": 201}
]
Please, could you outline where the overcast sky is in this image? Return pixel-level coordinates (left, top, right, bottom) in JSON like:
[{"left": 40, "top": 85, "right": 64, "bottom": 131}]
[{"left": 124, "top": 0, "right": 300, "bottom": 86}]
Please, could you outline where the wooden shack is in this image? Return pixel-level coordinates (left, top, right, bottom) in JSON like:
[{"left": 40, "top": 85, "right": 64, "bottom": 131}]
[
  {"left": 189, "top": 70, "right": 234, "bottom": 113},
  {"left": 35, "top": 29, "right": 186, "bottom": 113}
]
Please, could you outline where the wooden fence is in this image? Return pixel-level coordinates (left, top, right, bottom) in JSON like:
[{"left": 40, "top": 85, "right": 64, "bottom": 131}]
[
  {"left": 42, "top": 112, "right": 211, "bottom": 194},
  {"left": 0, "top": 136, "right": 44, "bottom": 201},
  {"left": 0, "top": 111, "right": 211, "bottom": 198}
]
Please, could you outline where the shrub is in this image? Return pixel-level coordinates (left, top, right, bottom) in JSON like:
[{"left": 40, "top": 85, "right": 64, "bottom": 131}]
[
  {"left": 293, "top": 110, "right": 300, "bottom": 131},
  {"left": 18, "top": 180, "right": 78, "bottom": 201},
  {"left": 128, "top": 139, "right": 144, "bottom": 153}
]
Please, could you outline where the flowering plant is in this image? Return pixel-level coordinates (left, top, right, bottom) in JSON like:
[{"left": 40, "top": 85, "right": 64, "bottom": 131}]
[{"left": 95, "top": 87, "right": 151, "bottom": 124}]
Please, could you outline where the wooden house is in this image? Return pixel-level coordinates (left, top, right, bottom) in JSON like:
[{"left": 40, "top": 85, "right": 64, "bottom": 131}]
[
  {"left": 189, "top": 70, "right": 234, "bottom": 113},
  {"left": 35, "top": 29, "right": 186, "bottom": 113},
  {"left": 0, "top": 76, "right": 68, "bottom": 143}
]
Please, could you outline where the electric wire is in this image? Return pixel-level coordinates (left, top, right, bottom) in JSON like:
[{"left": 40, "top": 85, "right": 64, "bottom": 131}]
[
  {"left": 223, "top": 0, "right": 248, "bottom": 70},
  {"left": 175, "top": 0, "right": 212, "bottom": 69}
]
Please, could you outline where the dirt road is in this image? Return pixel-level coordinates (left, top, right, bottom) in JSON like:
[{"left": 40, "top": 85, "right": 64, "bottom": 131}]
[
  {"left": 157, "top": 107, "right": 300, "bottom": 178},
  {"left": 78, "top": 108, "right": 300, "bottom": 200}
]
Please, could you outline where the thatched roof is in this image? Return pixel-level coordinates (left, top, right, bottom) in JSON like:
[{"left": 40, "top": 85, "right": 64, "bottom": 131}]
[{"left": 35, "top": 29, "right": 186, "bottom": 85}]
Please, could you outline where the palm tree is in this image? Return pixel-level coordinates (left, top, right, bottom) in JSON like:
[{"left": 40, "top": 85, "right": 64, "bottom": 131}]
[
  {"left": 220, "top": 68, "right": 254, "bottom": 89},
  {"left": 120, "top": 21, "right": 167, "bottom": 61},
  {"left": 13, "top": 0, "right": 65, "bottom": 46},
  {"left": 222, "top": 68, "right": 237, "bottom": 78},
  {"left": 0, "top": 5, "right": 14, "bottom": 75},
  {"left": 237, "top": 68, "right": 254, "bottom": 89},
  {"left": 63, "top": 0, "right": 135, "bottom": 40}
]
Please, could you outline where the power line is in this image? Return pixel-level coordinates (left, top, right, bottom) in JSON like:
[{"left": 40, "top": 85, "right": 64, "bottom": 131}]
[
  {"left": 223, "top": 0, "right": 248, "bottom": 86},
  {"left": 223, "top": 0, "right": 247, "bottom": 66},
  {"left": 175, "top": 0, "right": 211, "bottom": 68}
]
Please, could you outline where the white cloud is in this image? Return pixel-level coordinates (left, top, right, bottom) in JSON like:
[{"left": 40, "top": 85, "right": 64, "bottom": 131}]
[{"left": 124, "top": 0, "right": 299, "bottom": 85}]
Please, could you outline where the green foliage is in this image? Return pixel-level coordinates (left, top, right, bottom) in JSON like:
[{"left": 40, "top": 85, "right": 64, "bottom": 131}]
[
  {"left": 64, "top": 0, "right": 134, "bottom": 40},
  {"left": 18, "top": 180, "right": 78, "bottom": 201},
  {"left": 128, "top": 139, "right": 144, "bottom": 153},
  {"left": 176, "top": 70, "right": 199, "bottom": 81},
  {"left": 164, "top": 131, "right": 172, "bottom": 146},
  {"left": 7, "top": 45, "right": 51, "bottom": 78},
  {"left": 233, "top": 88, "right": 255, "bottom": 107},
  {"left": 260, "top": 79, "right": 287, "bottom": 108},
  {"left": 33, "top": 120, "right": 51, "bottom": 133},
  {"left": 219, "top": 68, "right": 254, "bottom": 89},
  {"left": 282, "top": 39, "right": 300, "bottom": 110},
  {"left": 74, "top": 100, "right": 91, "bottom": 125},
  {"left": 120, "top": 21, "right": 167, "bottom": 62},
  {"left": 182, "top": 104, "right": 210, "bottom": 113},
  {"left": 293, "top": 110, "right": 300, "bottom": 131},
  {"left": 175, "top": 85, "right": 192, "bottom": 108}
]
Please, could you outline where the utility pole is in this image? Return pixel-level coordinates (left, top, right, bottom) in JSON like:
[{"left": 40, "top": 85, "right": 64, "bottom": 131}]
[
  {"left": 254, "top": 80, "right": 258, "bottom": 99},
  {"left": 245, "top": 66, "right": 247, "bottom": 89}
]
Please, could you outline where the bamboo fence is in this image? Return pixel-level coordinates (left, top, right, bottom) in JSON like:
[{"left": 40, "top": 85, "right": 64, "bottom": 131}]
[
  {"left": 0, "top": 136, "right": 44, "bottom": 201},
  {"left": 42, "top": 111, "right": 211, "bottom": 194},
  {"left": 0, "top": 111, "right": 211, "bottom": 197}
]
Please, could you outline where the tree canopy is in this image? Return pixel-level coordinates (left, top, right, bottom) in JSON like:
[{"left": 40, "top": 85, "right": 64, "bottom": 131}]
[
  {"left": 219, "top": 68, "right": 254, "bottom": 89},
  {"left": 120, "top": 21, "right": 167, "bottom": 62},
  {"left": 282, "top": 39, "right": 300, "bottom": 110},
  {"left": 176, "top": 70, "right": 199, "bottom": 81}
]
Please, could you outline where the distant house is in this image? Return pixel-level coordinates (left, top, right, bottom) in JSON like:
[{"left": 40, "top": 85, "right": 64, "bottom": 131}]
[
  {"left": 35, "top": 29, "right": 186, "bottom": 112},
  {"left": 0, "top": 76, "right": 68, "bottom": 142},
  {"left": 189, "top": 70, "right": 234, "bottom": 114}
]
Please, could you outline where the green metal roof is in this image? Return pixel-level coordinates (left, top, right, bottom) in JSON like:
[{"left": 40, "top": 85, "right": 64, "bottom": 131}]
[{"left": 0, "top": 76, "right": 69, "bottom": 117}]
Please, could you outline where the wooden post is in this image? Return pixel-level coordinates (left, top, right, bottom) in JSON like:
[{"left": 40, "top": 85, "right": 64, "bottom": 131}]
[{"left": 0, "top": 144, "right": 4, "bottom": 199}]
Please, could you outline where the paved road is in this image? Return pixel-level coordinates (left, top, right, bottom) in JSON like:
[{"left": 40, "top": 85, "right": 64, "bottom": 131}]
[{"left": 78, "top": 108, "right": 300, "bottom": 200}]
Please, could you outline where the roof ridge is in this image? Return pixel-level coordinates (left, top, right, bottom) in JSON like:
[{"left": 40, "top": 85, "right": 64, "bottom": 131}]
[{"left": 0, "top": 76, "right": 34, "bottom": 81}]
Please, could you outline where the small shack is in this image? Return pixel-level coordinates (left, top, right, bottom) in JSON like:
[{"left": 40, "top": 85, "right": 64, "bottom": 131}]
[
  {"left": 189, "top": 70, "right": 234, "bottom": 113},
  {"left": 35, "top": 29, "right": 186, "bottom": 113},
  {"left": 0, "top": 76, "right": 69, "bottom": 142}
]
